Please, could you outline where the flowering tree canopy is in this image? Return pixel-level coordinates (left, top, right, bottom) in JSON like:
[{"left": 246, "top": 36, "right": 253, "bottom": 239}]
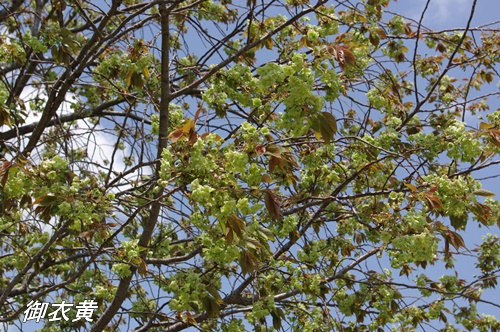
[{"left": 1, "top": 0, "right": 500, "bottom": 330}]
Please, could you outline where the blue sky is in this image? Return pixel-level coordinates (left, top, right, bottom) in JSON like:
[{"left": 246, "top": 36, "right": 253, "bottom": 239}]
[{"left": 389, "top": 0, "right": 500, "bottom": 328}]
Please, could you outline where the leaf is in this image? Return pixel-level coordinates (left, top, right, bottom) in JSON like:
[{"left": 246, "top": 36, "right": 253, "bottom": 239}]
[
  {"left": 289, "top": 229, "right": 300, "bottom": 244},
  {"left": 130, "top": 71, "right": 144, "bottom": 88},
  {"left": 404, "top": 23, "right": 413, "bottom": 36},
  {"left": 136, "top": 257, "right": 148, "bottom": 277},
  {"left": 269, "top": 155, "right": 281, "bottom": 173},
  {"left": 244, "top": 237, "right": 262, "bottom": 251},
  {"left": 448, "top": 231, "right": 466, "bottom": 251},
  {"left": 182, "top": 118, "right": 195, "bottom": 134},
  {"left": 480, "top": 122, "right": 495, "bottom": 130},
  {"left": 239, "top": 249, "right": 259, "bottom": 275},
  {"left": 255, "top": 144, "right": 266, "bottom": 156},
  {"left": 433, "top": 220, "right": 448, "bottom": 231},
  {"left": 64, "top": 171, "right": 77, "bottom": 184},
  {"left": 264, "top": 190, "right": 282, "bottom": 221},
  {"left": 193, "top": 107, "right": 202, "bottom": 124},
  {"left": 311, "top": 112, "right": 337, "bottom": 144},
  {"left": 201, "top": 296, "right": 220, "bottom": 318},
  {"left": 473, "top": 189, "right": 496, "bottom": 197},
  {"left": 376, "top": 28, "right": 387, "bottom": 39},
  {"left": 329, "top": 44, "right": 351, "bottom": 69},
  {"left": 340, "top": 46, "right": 356, "bottom": 67},
  {"left": 439, "top": 311, "right": 448, "bottom": 323},
  {"left": 51, "top": 45, "right": 60, "bottom": 64},
  {"left": 124, "top": 68, "right": 133, "bottom": 87},
  {"left": 168, "top": 128, "right": 184, "bottom": 143},
  {"left": 79, "top": 230, "right": 95, "bottom": 240},
  {"left": 185, "top": 312, "right": 198, "bottom": 327},
  {"left": 399, "top": 264, "right": 414, "bottom": 277},
  {"left": 435, "top": 43, "right": 446, "bottom": 53},
  {"left": 188, "top": 129, "right": 199, "bottom": 144},
  {"left": 271, "top": 309, "right": 283, "bottom": 330},
  {"left": 369, "top": 31, "right": 380, "bottom": 48},
  {"left": 33, "top": 195, "right": 58, "bottom": 207},
  {"left": 471, "top": 202, "right": 492, "bottom": 226},
  {"left": 261, "top": 173, "right": 273, "bottom": 183},
  {"left": 390, "top": 300, "right": 399, "bottom": 313},
  {"left": 0, "top": 106, "right": 12, "bottom": 128},
  {"left": 311, "top": 219, "right": 322, "bottom": 234},
  {"left": 224, "top": 227, "right": 234, "bottom": 245},
  {"left": 256, "top": 225, "right": 275, "bottom": 241},
  {"left": 423, "top": 192, "right": 443, "bottom": 211},
  {"left": 142, "top": 66, "right": 149, "bottom": 78},
  {"left": 0, "top": 160, "right": 12, "bottom": 187},
  {"left": 50, "top": 204, "right": 60, "bottom": 215},
  {"left": 219, "top": 218, "right": 227, "bottom": 235},
  {"left": 264, "top": 38, "right": 274, "bottom": 50},
  {"left": 227, "top": 214, "right": 247, "bottom": 238},
  {"left": 488, "top": 129, "right": 500, "bottom": 148},
  {"left": 318, "top": 112, "right": 337, "bottom": 143},
  {"left": 403, "top": 181, "right": 417, "bottom": 192},
  {"left": 309, "top": 114, "right": 321, "bottom": 133},
  {"left": 20, "top": 194, "right": 32, "bottom": 207},
  {"left": 206, "top": 285, "right": 223, "bottom": 304},
  {"left": 266, "top": 144, "right": 286, "bottom": 159},
  {"left": 60, "top": 27, "right": 71, "bottom": 36},
  {"left": 422, "top": 187, "right": 441, "bottom": 211},
  {"left": 285, "top": 173, "right": 300, "bottom": 186},
  {"left": 200, "top": 132, "right": 222, "bottom": 141},
  {"left": 450, "top": 214, "right": 468, "bottom": 230}
]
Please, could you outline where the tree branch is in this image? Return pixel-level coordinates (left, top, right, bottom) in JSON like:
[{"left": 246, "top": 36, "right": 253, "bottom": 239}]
[
  {"left": 90, "top": 2, "right": 172, "bottom": 330},
  {"left": 397, "top": 0, "right": 478, "bottom": 131},
  {"left": 0, "top": 98, "right": 125, "bottom": 142}
]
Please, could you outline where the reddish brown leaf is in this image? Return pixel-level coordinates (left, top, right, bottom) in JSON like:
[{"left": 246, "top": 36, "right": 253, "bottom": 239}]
[
  {"left": 188, "top": 129, "right": 199, "bottom": 144},
  {"left": 266, "top": 144, "right": 286, "bottom": 158},
  {"left": 227, "top": 214, "right": 247, "bottom": 238},
  {"left": 239, "top": 249, "right": 259, "bottom": 275},
  {"left": 33, "top": 195, "right": 58, "bottom": 207},
  {"left": 404, "top": 22, "right": 413, "bottom": 36},
  {"left": 489, "top": 129, "right": 500, "bottom": 148},
  {"left": 200, "top": 132, "right": 222, "bottom": 141},
  {"left": 448, "top": 231, "right": 466, "bottom": 251},
  {"left": 224, "top": 228, "right": 234, "bottom": 245},
  {"left": 0, "top": 160, "right": 12, "bottom": 187},
  {"left": 436, "top": 43, "right": 446, "bottom": 53},
  {"left": 168, "top": 128, "right": 184, "bottom": 143},
  {"left": 376, "top": 28, "right": 387, "bottom": 39},
  {"left": 269, "top": 155, "right": 281, "bottom": 173},
  {"left": 471, "top": 202, "right": 492, "bottom": 226},
  {"left": 193, "top": 106, "right": 202, "bottom": 124},
  {"left": 79, "top": 230, "right": 95, "bottom": 240},
  {"left": 255, "top": 144, "right": 266, "bottom": 156},
  {"left": 423, "top": 192, "right": 443, "bottom": 211},
  {"left": 264, "top": 190, "right": 282, "bottom": 221}
]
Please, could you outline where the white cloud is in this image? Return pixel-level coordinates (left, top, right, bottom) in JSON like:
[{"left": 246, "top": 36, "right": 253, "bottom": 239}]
[
  {"left": 427, "top": 0, "right": 468, "bottom": 24},
  {"left": 397, "top": 0, "right": 471, "bottom": 28}
]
